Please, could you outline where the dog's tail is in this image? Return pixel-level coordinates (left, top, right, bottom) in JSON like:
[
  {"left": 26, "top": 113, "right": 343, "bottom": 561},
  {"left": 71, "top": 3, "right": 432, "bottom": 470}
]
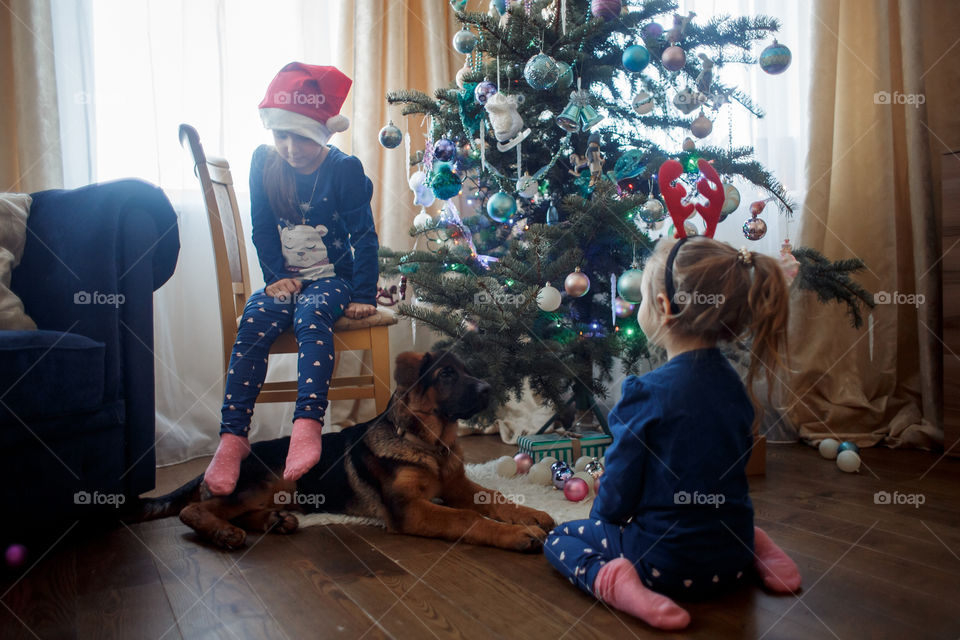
[{"left": 121, "top": 474, "right": 204, "bottom": 523}]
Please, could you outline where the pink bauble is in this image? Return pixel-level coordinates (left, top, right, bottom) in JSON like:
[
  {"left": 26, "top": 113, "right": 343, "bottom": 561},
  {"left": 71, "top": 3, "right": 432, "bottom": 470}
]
[
  {"left": 514, "top": 452, "right": 534, "bottom": 474},
  {"left": 564, "top": 477, "right": 590, "bottom": 502},
  {"left": 5, "top": 544, "right": 27, "bottom": 568},
  {"left": 662, "top": 45, "right": 687, "bottom": 72},
  {"left": 591, "top": 0, "right": 621, "bottom": 21}
]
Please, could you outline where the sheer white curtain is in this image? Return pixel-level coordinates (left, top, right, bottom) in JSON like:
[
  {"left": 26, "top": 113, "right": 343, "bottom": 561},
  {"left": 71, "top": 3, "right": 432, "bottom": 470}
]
[{"left": 54, "top": 0, "right": 346, "bottom": 465}]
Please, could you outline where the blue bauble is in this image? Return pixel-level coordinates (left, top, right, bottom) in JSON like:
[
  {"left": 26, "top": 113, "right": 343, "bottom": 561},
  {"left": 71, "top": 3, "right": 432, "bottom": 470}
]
[
  {"left": 429, "top": 162, "right": 462, "bottom": 200},
  {"left": 433, "top": 138, "right": 456, "bottom": 162},
  {"left": 622, "top": 45, "right": 651, "bottom": 72},
  {"left": 837, "top": 441, "right": 860, "bottom": 456},
  {"left": 453, "top": 28, "right": 477, "bottom": 54},
  {"left": 759, "top": 40, "right": 792, "bottom": 75},
  {"left": 492, "top": 0, "right": 507, "bottom": 14},
  {"left": 486, "top": 190, "right": 517, "bottom": 222},
  {"left": 524, "top": 53, "right": 560, "bottom": 90},
  {"left": 552, "top": 465, "right": 574, "bottom": 490},
  {"left": 614, "top": 149, "right": 645, "bottom": 180},
  {"left": 474, "top": 81, "right": 498, "bottom": 105}
]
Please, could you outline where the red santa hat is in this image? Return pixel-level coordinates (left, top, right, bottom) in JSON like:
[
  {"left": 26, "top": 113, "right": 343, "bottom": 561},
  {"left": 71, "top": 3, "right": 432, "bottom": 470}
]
[{"left": 258, "top": 62, "right": 352, "bottom": 145}]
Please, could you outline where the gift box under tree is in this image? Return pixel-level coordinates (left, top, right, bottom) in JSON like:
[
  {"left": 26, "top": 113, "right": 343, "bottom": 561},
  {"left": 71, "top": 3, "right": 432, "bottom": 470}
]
[{"left": 517, "top": 431, "right": 612, "bottom": 465}]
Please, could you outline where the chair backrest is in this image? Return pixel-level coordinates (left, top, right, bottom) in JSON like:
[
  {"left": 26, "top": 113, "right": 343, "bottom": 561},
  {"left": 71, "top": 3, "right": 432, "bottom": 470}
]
[{"left": 178, "top": 124, "right": 252, "bottom": 371}]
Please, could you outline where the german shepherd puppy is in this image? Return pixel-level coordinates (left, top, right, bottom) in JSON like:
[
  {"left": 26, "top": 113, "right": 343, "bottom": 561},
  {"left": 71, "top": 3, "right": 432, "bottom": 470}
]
[{"left": 131, "top": 351, "right": 555, "bottom": 552}]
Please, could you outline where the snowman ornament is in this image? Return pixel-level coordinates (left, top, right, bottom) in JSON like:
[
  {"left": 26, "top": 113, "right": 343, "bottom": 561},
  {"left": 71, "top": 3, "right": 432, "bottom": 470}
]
[{"left": 484, "top": 91, "right": 532, "bottom": 152}]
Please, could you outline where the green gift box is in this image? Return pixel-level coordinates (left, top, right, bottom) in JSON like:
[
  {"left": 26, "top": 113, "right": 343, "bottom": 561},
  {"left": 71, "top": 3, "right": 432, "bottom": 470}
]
[{"left": 517, "top": 430, "right": 612, "bottom": 465}]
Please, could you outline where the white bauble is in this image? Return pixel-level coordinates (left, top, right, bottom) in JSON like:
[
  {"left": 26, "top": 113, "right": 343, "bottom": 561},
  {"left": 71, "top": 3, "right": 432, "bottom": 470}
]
[
  {"left": 537, "top": 284, "right": 562, "bottom": 311},
  {"left": 528, "top": 462, "right": 554, "bottom": 486},
  {"left": 818, "top": 438, "right": 840, "bottom": 460},
  {"left": 836, "top": 450, "right": 861, "bottom": 473},
  {"left": 496, "top": 455, "right": 518, "bottom": 478}
]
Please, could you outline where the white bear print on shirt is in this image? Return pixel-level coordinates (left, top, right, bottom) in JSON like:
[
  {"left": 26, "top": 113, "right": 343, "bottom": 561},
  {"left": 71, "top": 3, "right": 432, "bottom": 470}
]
[{"left": 279, "top": 223, "right": 336, "bottom": 281}]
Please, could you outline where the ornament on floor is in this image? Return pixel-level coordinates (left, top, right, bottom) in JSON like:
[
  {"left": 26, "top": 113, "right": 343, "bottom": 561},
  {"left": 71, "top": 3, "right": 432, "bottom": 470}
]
[
  {"left": 836, "top": 450, "right": 861, "bottom": 473},
  {"left": 696, "top": 53, "right": 714, "bottom": 94},
  {"left": 378, "top": 120, "right": 403, "bottom": 149},
  {"left": 409, "top": 170, "right": 436, "bottom": 207},
  {"left": 517, "top": 172, "right": 539, "bottom": 198},
  {"left": 617, "top": 265, "right": 644, "bottom": 303},
  {"left": 779, "top": 238, "right": 800, "bottom": 285},
  {"left": 486, "top": 190, "right": 517, "bottom": 222},
  {"left": 524, "top": 52, "right": 560, "bottom": 90},
  {"left": 721, "top": 182, "right": 740, "bottom": 218},
  {"left": 743, "top": 200, "right": 768, "bottom": 241},
  {"left": 537, "top": 283, "right": 562, "bottom": 311},
  {"left": 552, "top": 461, "right": 574, "bottom": 489},
  {"left": 632, "top": 91, "right": 654, "bottom": 115},
  {"left": 514, "top": 452, "right": 534, "bottom": 474},
  {"left": 484, "top": 92, "right": 531, "bottom": 151},
  {"left": 622, "top": 45, "right": 651, "bottom": 72},
  {"left": 585, "top": 132, "right": 606, "bottom": 187},
  {"left": 563, "top": 477, "right": 589, "bottom": 502},
  {"left": 496, "top": 455, "right": 518, "bottom": 478},
  {"left": 555, "top": 61, "right": 574, "bottom": 91},
  {"left": 428, "top": 161, "right": 462, "bottom": 200},
  {"left": 584, "top": 457, "right": 604, "bottom": 479},
  {"left": 818, "top": 437, "right": 840, "bottom": 460},
  {"left": 475, "top": 80, "right": 498, "bottom": 105},
  {"left": 591, "top": 0, "right": 621, "bottom": 20},
  {"left": 673, "top": 87, "right": 704, "bottom": 114},
  {"left": 564, "top": 267, "right": 590, "bottom": 297},
  {"left": 837, "top": 441, "right": 860, "bottom": 456},
  {"left": 574, "top": 455, "right": 593, "bottom": 472},
  {"left": 690, "top": 110, "right": 713, "bottom": 139},
  {"left": 661, "top": 45, "right": 686, "bottom": 72},
  {"left": 614, "top": 297, "right": 636, "bottom": 318},
  {"left": 528, "top": 461, "right": 553, "bottom": 485},
  {"left": 759, "top": 39, "right": 792, "bottom": 75},
  {"left": 4, "top": 543, "right": 27, "bottom": 569},
  {"left": 453, "top": 26, "right": 478, "bottom": 54},
  {"left": 433, "top": 138, "right": 457, "bottom": 162}
]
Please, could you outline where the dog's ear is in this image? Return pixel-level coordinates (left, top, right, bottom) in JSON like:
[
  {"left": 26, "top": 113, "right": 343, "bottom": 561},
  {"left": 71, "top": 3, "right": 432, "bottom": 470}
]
[{"left": 394, "top": 352, "right": 433, "bottom": 389}]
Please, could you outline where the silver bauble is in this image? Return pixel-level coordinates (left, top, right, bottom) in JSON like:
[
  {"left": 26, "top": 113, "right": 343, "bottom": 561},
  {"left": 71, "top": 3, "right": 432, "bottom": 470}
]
[{"left": 617, "top": 268, "right": 644, "bottom": 304}]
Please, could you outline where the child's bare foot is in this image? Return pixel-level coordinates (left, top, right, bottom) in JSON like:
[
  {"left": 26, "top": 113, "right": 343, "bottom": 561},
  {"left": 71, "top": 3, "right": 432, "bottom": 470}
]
[
  {"left": 754, "top": 526, "right": 802, "bottom": 593},
  {"left": 203, "top": 433, "right": 250, "bottom": 495},
  {"left": 593, "top": 557, "right": 691, "bottom": 630},
  {"left": 283, "top": 417, "right": 324, "bottom": 481}
]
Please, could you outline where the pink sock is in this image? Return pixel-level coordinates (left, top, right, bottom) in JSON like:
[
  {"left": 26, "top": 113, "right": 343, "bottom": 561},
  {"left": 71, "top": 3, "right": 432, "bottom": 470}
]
[
  {"left": 593, "top": 558, "right": 691, "bottom": 630},
  {"left": 754, "top": 527, "right": 802, "bottom": 593},
  {"left": 203, "top": 433, "right": 251, "bottom": 495},
  {"left": 284, "top": 417, "right": 324, "bottom": 481}
]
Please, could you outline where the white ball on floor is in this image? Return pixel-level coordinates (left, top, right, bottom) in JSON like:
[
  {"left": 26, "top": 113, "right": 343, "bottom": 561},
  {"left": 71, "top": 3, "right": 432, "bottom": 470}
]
[
  {"left": 836, "top": 450, "right": 861, "bottom": 473},
  {"left": 574, "top": 456, "right": 593, "bottom": 472},
  {"left": 496, "top": 455, "right": 517, "bottom": 478},
  {"left": 528, "top": 462, "right": 553, "bottom": 486},
  {"left": 572, "top": 471, "right": 595, "bottom": 496},
  {"left": 819, "top": 438, "right": 840, "bottom": 460},
  {"left": 540, "top": 456, "right": 558, "bottom": 467}
]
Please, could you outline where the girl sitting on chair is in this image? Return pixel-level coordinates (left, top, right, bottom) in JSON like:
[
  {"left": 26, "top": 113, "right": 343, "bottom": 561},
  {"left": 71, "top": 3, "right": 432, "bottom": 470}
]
[{"left": 204, "top": 62, "right": 379, "bottom": 495}]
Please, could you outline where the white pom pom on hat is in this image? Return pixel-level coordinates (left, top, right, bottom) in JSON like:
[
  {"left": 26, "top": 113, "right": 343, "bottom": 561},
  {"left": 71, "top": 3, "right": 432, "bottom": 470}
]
[{"left": 326, "top": 114, "right": 350, "bottom": 133}]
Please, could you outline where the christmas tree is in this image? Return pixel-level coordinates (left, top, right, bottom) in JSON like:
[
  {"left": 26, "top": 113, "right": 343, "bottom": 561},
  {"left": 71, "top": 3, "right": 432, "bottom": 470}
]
[{"left": 378, "top": 0, "right": 872, "bottom": 428}]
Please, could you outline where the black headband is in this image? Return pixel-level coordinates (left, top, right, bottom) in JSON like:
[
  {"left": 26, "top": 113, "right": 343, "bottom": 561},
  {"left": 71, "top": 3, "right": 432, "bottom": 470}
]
[{"left": 664, "top": 237, "right": 689, "bottom": 315}]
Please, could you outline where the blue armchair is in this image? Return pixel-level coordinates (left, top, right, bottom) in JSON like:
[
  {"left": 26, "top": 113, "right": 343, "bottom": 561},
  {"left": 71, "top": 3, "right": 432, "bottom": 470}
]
[{"left": 0, "top": 179, "right": 179, "bottom": 530}]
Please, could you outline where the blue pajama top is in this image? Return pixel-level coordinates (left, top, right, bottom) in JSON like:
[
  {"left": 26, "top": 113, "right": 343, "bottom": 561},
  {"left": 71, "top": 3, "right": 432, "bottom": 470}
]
[
  {"left": 249, "top": 144, "right": 379, "bottom": 305},
  {"left": 591, "top": 348, "right": 756, "bottom": 573}
]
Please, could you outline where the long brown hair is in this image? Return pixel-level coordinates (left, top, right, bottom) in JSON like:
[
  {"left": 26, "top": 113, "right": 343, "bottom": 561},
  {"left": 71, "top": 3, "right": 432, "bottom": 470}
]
[
  {"left": 263, "top": 147, "right": 302, "bottom": 224},
  {"left": 642, "top": 236, "right": 790, "bottom": 430}
]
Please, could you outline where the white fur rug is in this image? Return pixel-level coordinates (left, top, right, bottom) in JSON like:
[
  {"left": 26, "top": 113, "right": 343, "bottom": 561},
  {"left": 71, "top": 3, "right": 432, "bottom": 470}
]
[{"left": 297, "top": 459, "right": 593, "bottom": 529}]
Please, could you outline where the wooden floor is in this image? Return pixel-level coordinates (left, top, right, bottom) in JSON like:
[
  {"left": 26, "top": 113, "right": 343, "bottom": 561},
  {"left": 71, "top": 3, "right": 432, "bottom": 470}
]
[{"left": 1, "top": 437, "right": 959, "bottom": 640}]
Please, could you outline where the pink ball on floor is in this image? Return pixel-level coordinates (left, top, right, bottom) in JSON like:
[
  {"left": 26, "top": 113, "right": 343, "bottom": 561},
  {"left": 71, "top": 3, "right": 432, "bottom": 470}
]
[
  {"left": 564, "top": 477, "right": 589, "bottom": 502},
  {"left": 514, "top": 452, "right": 534, "bottom": 474},
  {"left": 5, "top": 544, "right": 27, "bottom": 568}
]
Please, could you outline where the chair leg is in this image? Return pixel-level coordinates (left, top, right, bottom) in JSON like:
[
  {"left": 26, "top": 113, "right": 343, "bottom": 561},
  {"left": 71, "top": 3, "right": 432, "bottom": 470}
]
[{"left": 370, "top": 326, "right": 392, "bottom": 414}]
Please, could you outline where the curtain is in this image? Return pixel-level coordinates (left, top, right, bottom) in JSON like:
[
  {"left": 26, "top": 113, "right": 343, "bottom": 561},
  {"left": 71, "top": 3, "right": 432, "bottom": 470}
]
[
  {"left": 786, "top": 0, "right": 960, "bottom": 449},
  {"left": 0, "top": 0, "right": 63, "bottom": 193}
]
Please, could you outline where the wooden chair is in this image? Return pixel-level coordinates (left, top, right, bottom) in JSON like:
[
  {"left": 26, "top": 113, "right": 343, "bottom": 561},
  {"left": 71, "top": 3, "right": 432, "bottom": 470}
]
[{"left": 178, "top": 123, "right": 397, "bottom": 416}]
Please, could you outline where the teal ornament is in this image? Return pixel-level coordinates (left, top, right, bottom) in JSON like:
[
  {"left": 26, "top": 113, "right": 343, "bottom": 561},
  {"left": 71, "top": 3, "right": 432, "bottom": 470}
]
[
  {"left": 614, "top": 149, "right": 645, "bottom": 180},
  {"left": 398, "top": 256, "right": 419, "bottom": 274},
  {"left": 759, "top": 40, "right": 792, "bottom": 75},
  {"left": 617, "top": 268, "right": 644, "bottom": 304},
  {"left": 450, "top": 0, "right": 467, "bottom": 10},
  {"left": 453, "top": 28, "right": 477, "bottom": 54},
  {"left": 486, "top": 190, "right": 517, "bottom": 222},
  {"left": 378, "top": 121, "right": 402, "bottom": 149},
  {"left": 837, "top": 441, "right": 860, "bottom": 456},
  {"left": 492, "top": 0, "right": 506, "bottom": 13},
  {"left": 428, "top": 162, "right": 462, "bottom": 200},
  {"left": 622, "top": 45, "right": 651, "bottom": 72},
  {"left": 555, "top": 61, "right": 574, "bottom": 91},
  {"left": 546, "top": 204, "right": 559, "bottom": 225},
  {"left": 524, "top": 53, "right": 560, "bottom": 90}
]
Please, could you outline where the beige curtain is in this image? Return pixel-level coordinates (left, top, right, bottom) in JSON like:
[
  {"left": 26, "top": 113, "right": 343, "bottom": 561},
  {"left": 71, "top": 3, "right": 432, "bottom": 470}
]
[
  {"left": 786, "top": 0, "right": 960, "bottom": 448},
  {"left": 0, "top": 0, "right": 62, "bottom": 193}
]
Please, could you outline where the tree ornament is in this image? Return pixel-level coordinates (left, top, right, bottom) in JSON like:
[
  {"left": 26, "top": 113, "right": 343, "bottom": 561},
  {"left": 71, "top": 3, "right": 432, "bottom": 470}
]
[
  {"left": 428, "top": 161, "right": 462, "bottom": 200},
  {"left": 585, "top": 132, "right": 605, "bottom": 187},
  {"left": 564, "top": 267, "right": 590, "bottom": 297},
  {"left": 455, "top": 60, "right": 471, "bottom": 90},
  {"left": 695, "top": 53, "right": 714, "bottom": 94},
  {"left": 617, "top": 267, "right": 644, "bottom": 303},
  {"left": 537, "top": 283, "right": 562, "bottom": 311},
  {"left": 662, "top": 45, "right": 687, "bottom": 72},
  {"left": 667, "top": 11, "right": 696, "bottom": 43},
  {"left": 750, "top": 200, "right": 767, "bottom": 216},
  {"left": 516, "top": 172, "right": 539, "bottom": 198},
  {"left": 524, "top": 53, "right": 560, "bottom": 90},
  {"left": 484, "top": 92, "right": 531, "bottom": 151},
  {"left": 682, "top": 137, "right": 696, "bottom": 152},
  {"left": 433, "top": 138, "right": 456, "bottom": 162},
  {"left": 690, "top": 110, "right": 713, "bottom": 138},
  {"left": 557, "top": 88, "right": 603, "bottom": 132},
  {"left": 486, "top": 190, "right": 517, "bottom": 222},
  {"left": 555, "top": 61, "right": 574, "bottom": 91},
  {"left": 631, "top": 91, "right": 654, "bottom": 115},
  {"left": 779, "top": 238, "right": 800, "bottom": 285},
  {"left": 673, "top": 87, "right": 703, "bottom": 114},
  {"left": 546, "top": 203, "right": 559, "bottom": 225},
  {"left": 642, "top": 22, "right": 663, "bottom": 39},
  {"left": 614, "top": 297, "right": 635, "bottom": 318},
  {"left": 759, "top": 39, "right": 792, "bottom": 75},
  {"left": 378, "top": 120, "right": 403, "bottom": 149},
  {"left": 640, "top": 198, "right": 666, "bottom": 223},
  {"left": 563, "top": 477, "right": 589, "bottom": 502},
  {"left": 413, "top": 209, "right": 433, "bottom": 229},
  {"left": 408, "top": 170, "right": 435, "bottom": 207},
  {"left": 622, "top": 45, "right": 651, "bottom": 72},
  {"left": 453, "top": 27, "right": 477, "bottom": 54},
  {"left": 591, "top": 0, "right": 621, "bottom": 21},
  {"left": 721, "top": 183, "right": 740, "bottom": 216},
  {"left": 742, "top": 212, "right": 767, "bottom": 241},
  {"left": 474, "top": 80, "right": 498, "bottom": 105}
]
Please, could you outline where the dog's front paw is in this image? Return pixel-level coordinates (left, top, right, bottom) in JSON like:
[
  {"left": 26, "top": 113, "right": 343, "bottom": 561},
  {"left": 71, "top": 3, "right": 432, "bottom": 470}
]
[
  {"left": 501, "top": 506, "right": 556, "bottom": 531},
  {"left": 268, "top": 510, "right": 299, "bottom": 534},
  {"left": 212, "top": 525, "right": 247, "bottom": 549},
  {"left": 503, "top": 525, "right": 547, "bottom": 553}
]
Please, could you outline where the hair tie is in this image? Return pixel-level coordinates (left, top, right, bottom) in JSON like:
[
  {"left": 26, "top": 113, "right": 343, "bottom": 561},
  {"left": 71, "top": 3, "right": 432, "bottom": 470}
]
[{"left": 737, "top": 246, "right": 753, "bottom": 266}]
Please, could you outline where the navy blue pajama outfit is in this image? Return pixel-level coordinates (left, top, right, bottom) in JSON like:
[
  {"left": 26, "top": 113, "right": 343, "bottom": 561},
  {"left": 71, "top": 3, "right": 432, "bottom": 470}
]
[
  {"left": 220, "top": 145, "right": 379, "bottom": 437},
  {"left": 544, "top": 348, "right": 757, "bottom": 601}
]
